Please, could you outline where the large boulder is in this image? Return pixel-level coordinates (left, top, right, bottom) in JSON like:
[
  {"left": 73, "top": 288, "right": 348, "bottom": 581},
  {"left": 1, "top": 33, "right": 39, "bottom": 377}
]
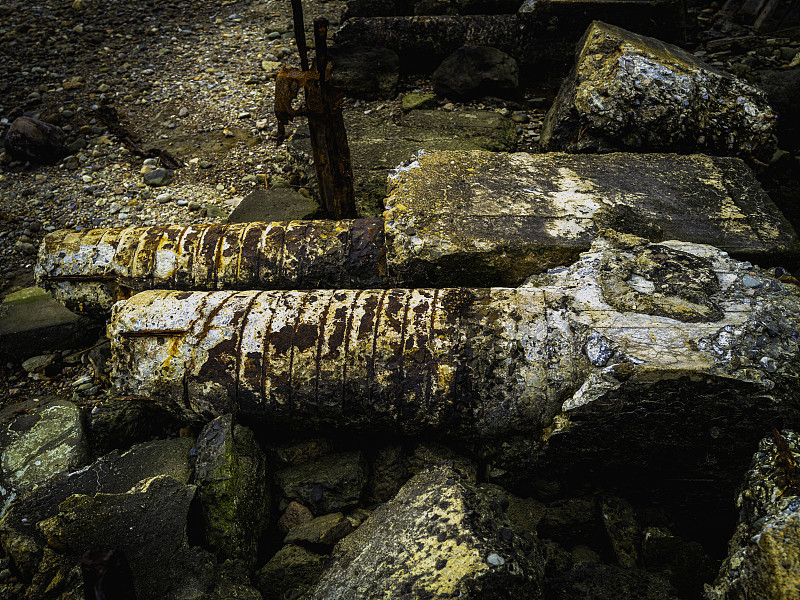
[
  {"left": 304, "top": 463, "right": 544, "bottom": 599},
  {"left": 0, "top": 434, "right": 262, "bottom": 600},
  {"left": 193, "top": 414, "right": 269, "bottom": 565},
  {"left": 706, "top": 430, "right": 800, "bottom": 600},
  {"left": 0, "top": 399, "right": 89, "bottom": 517},
  {"left": 3, "top": 116, "right": 66, "bottom": 164},
  {"left": 540, "top": 21, "right": 776, "bottom": 159},
  {"left": 256, "top": 544, "right": 326, "bottom": 600},
  {"left": 433, "top": 45, "right": 519, "bottom": 100}
]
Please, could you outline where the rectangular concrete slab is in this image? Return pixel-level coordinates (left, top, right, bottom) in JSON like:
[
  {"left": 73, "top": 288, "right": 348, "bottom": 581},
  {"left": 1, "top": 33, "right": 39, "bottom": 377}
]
[{"left": 383, "top": 151, "right": 800, "bottom": 286}]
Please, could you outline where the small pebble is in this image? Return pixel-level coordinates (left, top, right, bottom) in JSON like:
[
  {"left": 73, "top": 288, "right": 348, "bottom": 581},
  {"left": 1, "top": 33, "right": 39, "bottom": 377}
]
[{"left": 486, "top": 553, "right": 505, "bottom": 566}]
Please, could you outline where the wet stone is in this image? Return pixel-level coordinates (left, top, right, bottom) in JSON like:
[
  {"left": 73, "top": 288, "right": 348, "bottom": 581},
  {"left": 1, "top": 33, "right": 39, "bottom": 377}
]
[
  {"left": 0, "top": 399, "right": 89, "bottom": 517},
  {"left": 255, "top": 544, "right": 326, "bottom": 600},
  {"left": 283, "top": 512, "right": 355, "bottom": 547},
  {"left": 278, "top": 501, "right": 315, "bottom": 534}
]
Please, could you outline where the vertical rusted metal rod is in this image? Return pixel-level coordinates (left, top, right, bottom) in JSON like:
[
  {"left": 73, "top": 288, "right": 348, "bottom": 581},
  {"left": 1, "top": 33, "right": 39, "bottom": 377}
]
[
  {"left": 291, "top": 0, "right": 309, "bottom": 71},
  {"left": 312, "top": 16, "right": 356, "bottom": 220}
]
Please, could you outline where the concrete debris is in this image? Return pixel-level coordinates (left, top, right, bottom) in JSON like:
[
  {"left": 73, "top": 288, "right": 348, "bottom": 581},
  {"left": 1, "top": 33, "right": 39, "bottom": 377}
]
[
  {"left": 706, "top": 430, "right": 800, "bottom": 600},
  {"left": 107, "top": 234, "right": 800, "bottom": 453},
  {"left": 37, "top": 151, "right": 799, "bottom": 315},
  {"left": 540, "top": 21, "right": 777, "bottom": 159}
]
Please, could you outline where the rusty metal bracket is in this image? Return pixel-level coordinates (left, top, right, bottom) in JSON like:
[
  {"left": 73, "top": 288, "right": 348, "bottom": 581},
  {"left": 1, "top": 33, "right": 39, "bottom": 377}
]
[{"left": 275, "top": 2, "right": 356, "bottom": 220}]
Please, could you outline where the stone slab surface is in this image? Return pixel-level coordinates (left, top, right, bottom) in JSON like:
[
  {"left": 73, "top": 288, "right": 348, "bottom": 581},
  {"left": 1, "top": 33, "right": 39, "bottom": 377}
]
[
  {"left": 384, "top": 150, "right": 800, "bottom": 286},
  {"left": 292, "top": 109, "right": 516, "bottom": 216},
  {"left": 228, "top": 188, "right": 319, "bottom": 223},
  {"left": 0, "top": 287, "right": 100, "bottom": 358}
]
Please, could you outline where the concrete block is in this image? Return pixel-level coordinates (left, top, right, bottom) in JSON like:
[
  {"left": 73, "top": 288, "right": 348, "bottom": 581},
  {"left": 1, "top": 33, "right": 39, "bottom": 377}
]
[
  {"left": 384, "top": 150, "right": 799, "bottom": 286},
  {"left": 540, "top": 21, "right": 776, "bottom": 158}
]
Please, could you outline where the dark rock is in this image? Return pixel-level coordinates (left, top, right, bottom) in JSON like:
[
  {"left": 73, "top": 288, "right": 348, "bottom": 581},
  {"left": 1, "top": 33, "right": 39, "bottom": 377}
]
[
  {"left": 0, "top": 286, "right": 100, "bottom": 359},
  {"left": 433, "top": 45, "right": 519, "bottom": 100},
  {"left": 278, "top": 501, "right": 315, "bottom": 534},
  {"left": 407, "top": 442, "right": 478, "bottom": 481},
  {"left": 344, "top": 0, "right": 525, "bottom": 18},
  {"left": 365, "top": 444, "right": 409, "bottom": 504},
  {"left": 227, "top": 188, "right": 318, "bottom": 223},
  {"left": 193, "top": 414, "right": 269, "bottom": 565},
  {"left": 256, "top": 544, "right": 326, "bottom": 600},
  {"left": 336, "top": 4, "right": 684, "bottom": 90},
  {"left": 81, "top": 549, "right": 136, "bottom": 600},
  {"left": 757, "top": 69, "right": 800, "bottom": 152},
  {"left": 143, "top": 168, "right": 173, "bottom": 187},
  {"left": 599, "top": 496, "right": 640, "bottom": 568},
  {"left": 31, "top": 475, "right": 196, "bottom": 599},
  {"left": 88, "top": 397, "right": 182, "bottom": 456},
  {"left": 538, "top": 498, "right": 602, "bottom": 549},
  {"left": 641, "top": 526, "right": 719, "bottom": 599},
  {"left": 305, "top": 463, "right": 544, "bottom": 599},
  {"left": 3, "top": 116, "right": 66, "bottom": 164},
  {"left": 267, "top": 438, "right": 335, "bottom": 469},
  {"left": 547, "top": 562, "right": 678, "bottom": 600},
  {"left": 0, "top": 438, "right": 194, "bottom": 580},
  {"left": 275, "top": 451, "right": 367, "bottom": 516},
  {"left": 479, "top": 484, "right": 546, "bottom": 535},
  {"left": 283, "top": 512, "right": 355, "bottom": 546},
  {"left": 707, "top": 430, "right": 800, "bottom": 600},
  {"left": 329, "top": 44, "right": 400, "bottom": 100},
  {"left": 0, "top": 399, "right": 89, "bottom": 517}
]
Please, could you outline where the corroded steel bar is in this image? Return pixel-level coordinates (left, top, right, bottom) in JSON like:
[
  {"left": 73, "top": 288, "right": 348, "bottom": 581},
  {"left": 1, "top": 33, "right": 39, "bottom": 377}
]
[
  {"left": 110, "top": 287, "right": 555, "bottom": 437},
  {"left": 35, "top": 220, "right": 385, "bottom": 315}
]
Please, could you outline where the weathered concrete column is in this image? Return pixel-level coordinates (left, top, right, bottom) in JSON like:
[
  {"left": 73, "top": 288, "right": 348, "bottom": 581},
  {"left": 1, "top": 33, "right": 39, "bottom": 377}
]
[
  {"left": 36, "top": 219, "right": 385, "bottom": 315},
  {"left": 109, "top": 233, "right": 800, "bottom": 446},
  {"left": 37, "top": 151, "right": 800, "bottom": 315}
]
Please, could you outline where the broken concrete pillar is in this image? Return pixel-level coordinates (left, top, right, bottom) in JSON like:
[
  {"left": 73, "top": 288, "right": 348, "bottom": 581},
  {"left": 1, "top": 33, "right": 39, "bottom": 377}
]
[
  {"left": 38, "top": 151, "right": 800, "bottom": 315},
  {"left": 108, "top": 233, "right": 800, "bottom": 450},
  {"left": 35, "top": 219, "right": 386, "bottom": 316},
  {"left": 540, "top": 21, "right": 777, "bottom": 159}
]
